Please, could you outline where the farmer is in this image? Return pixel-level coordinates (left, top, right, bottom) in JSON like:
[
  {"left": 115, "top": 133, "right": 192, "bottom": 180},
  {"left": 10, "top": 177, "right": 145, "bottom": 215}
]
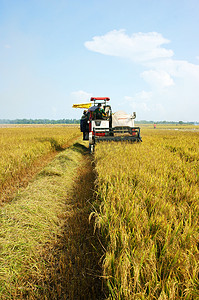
[
  {"left": 93, "top": 103, "right": 106, "bottom": 119},
  {"left": 80, "top": 110, "right": 89, "bottom": 140}
]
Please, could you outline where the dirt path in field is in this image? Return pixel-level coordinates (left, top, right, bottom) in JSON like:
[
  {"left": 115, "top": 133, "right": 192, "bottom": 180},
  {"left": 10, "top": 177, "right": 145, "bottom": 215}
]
[{"left": 53, "top": 144, "right": 106, "bottom": 299}]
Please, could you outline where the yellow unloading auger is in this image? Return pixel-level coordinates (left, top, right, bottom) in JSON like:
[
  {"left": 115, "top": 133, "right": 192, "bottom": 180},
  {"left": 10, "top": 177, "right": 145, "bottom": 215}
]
[
  {"left": 72, "top": 103, "right": 92, "bottom": 109},
  {"left": 73, "top": 97, "right": 142, "bottom": 153}
]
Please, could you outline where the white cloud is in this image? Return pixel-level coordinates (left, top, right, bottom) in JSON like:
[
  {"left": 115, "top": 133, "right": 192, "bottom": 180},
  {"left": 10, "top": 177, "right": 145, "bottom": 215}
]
[
  {"left": 71, "top": 90, "right": 92, "bottom": 102},
  {"left": 124, "top": 91, "right": 152, "bottom": 113},
  {"left": 85, "top": 30, "right": 173, "bottom": 62},
  {"left": 141, "top": 70, "right": 174, "bottom": 88},
  {"left": 146, "top": 58, "right": 199, "bottom": 80},
  {"left": 124, "top": 91, "right": 169, "bottom": 120},
  {"left": 85, "top": 30, "right": 199, "bottom": 121},
  {"left": 85, "top": 30, "right": 199, "bottom": 87},
  {"left": 125, "top": 91, "right": 153, "bottom": 102},
  {"left": 4, "top": 44, "right": 11, "bottom": 49}
]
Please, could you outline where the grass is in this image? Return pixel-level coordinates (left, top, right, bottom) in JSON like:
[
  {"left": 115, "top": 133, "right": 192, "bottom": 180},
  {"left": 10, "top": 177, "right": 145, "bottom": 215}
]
[{"left": 93, "top": 128, "right": 199, "bottom": 299}]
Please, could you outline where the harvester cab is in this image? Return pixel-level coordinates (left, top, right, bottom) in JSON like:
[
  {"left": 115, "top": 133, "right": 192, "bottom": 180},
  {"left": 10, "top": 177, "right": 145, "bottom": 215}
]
[{"left": 73, "top": 97, "right": 142, "bottom": 152}]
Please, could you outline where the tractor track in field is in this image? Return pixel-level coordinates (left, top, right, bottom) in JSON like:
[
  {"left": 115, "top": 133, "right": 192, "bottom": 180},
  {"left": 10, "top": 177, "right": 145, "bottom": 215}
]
[{"left": 39, "top": 144, "right": 106, "bottom": 299}]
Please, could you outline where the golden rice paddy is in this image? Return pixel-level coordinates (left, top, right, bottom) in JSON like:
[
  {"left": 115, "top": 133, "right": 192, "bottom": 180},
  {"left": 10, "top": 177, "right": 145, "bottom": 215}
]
[
  {"left": 0, "top": 125, "right": 80, "bottom": 204},
  {"left": 93, "top": 127, "right": 199, "bottom": 299},
  {"left": 0, "top": 125, "right": 198, "bottom": 299}
]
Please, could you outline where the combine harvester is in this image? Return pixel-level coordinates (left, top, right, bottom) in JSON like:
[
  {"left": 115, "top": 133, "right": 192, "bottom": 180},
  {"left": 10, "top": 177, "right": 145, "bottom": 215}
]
[{"left": 73, "top": 97, "right": 142, "bottom": 152}]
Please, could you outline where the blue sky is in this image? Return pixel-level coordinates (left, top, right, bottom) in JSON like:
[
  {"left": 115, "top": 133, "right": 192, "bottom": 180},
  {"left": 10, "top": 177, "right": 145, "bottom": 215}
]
[{"left": 0, "top": 0, "right": 199, "bottom": 121}]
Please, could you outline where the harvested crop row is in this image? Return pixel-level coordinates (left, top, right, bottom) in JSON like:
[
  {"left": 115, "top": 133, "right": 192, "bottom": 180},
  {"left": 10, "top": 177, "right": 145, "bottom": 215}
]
[
  {"left": 93, "top": 129, "right": 199, "bottom": 299},
  {"left": 0, "top": 141, "right": 104, "bottom": 299}
]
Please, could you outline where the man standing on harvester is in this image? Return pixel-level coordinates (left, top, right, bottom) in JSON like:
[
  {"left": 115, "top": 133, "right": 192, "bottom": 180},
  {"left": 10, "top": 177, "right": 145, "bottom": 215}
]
[
  {"left": 80, "top": 110, "right": 89, "bottom": 140},
  {"left": 93, "top": 103, "right": 106, "bottom": 119}
]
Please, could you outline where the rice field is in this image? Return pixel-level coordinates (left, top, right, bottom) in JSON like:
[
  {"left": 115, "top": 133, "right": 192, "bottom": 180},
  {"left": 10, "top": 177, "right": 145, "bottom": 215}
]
[
  {"left": 0, "top": 125, "right": 198, "bottom": 299},
  {"left": 0, "top": 125, "right": 80, "bottom": 204},
  {"left": 0, "top": 141, "right": 103, "bottom": 299},
  {"left": 93, "top": 128, "right": 199, "bottom": 299}
]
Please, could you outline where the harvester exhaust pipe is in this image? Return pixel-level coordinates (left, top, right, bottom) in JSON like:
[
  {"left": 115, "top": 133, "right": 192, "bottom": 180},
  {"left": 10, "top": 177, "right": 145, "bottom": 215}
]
[{"left": 132, "top": 112, "right": 136, "bottom": 119}]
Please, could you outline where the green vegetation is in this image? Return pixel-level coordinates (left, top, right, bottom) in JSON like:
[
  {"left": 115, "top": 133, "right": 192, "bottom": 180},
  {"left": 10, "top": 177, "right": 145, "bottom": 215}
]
[
  {"left": 0, "top": 119, "right": 198, "bottom": 125},
  {"left": 136, "top": 120, "right": 199, "bottom": 125},
  {"left": 0, "top": 119, "right": 80, "bottom": 124}
]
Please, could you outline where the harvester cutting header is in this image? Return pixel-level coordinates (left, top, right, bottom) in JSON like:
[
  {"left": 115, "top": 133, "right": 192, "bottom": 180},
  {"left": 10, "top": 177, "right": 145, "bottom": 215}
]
[{"left": 72, "top": 97, "right": 142, "bottom": 152}]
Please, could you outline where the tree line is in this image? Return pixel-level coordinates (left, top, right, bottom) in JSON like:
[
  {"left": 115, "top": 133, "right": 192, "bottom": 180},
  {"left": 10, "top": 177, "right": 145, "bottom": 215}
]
[
  {"left": 0, "top": 119, "right": 80, "bottom": 124},
  {"left": 0, "top": 119, "right": 198, "bottom": 125},
  {"left": 136, "top": 120, "right": 198, "bottom": 125}
]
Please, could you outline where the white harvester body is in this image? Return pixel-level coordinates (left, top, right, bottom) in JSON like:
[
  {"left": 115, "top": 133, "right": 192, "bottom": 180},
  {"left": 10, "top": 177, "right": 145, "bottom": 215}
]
[
  {"left": 112, "top": 111, "right": 136, "bottom": 128},
  {"left": 73, "top": 97, "right": 142, "bottom": 152}
]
